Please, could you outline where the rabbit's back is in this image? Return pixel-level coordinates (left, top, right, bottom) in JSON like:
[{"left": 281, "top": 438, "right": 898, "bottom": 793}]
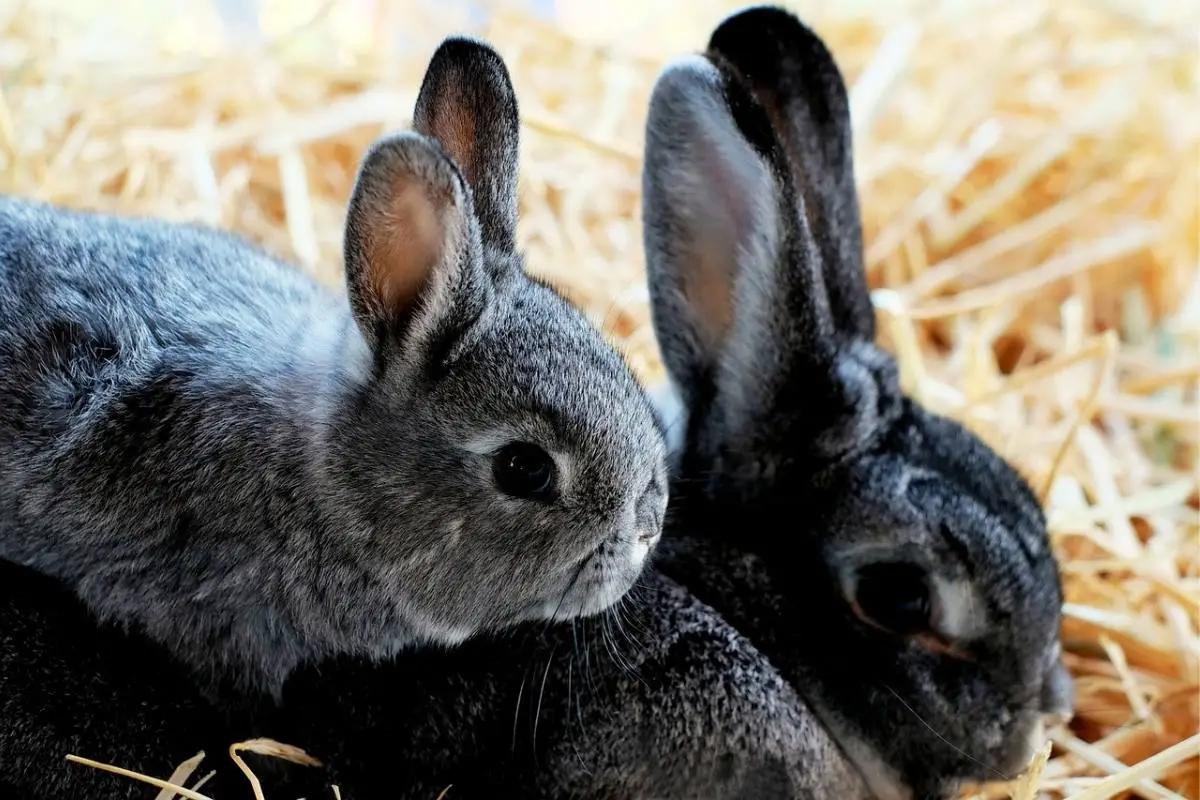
[
  {"left": 0, "top": 197, "right": 355, "bottom": 642},
  {"left": 0, "top": 196, "right": 340, "bottom": 403},
  {"left": 0, "top": 195, "right": 349, "bottom": 472}
]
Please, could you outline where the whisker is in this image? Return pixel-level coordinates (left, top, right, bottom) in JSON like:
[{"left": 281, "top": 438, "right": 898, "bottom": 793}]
[
  {"left": 579, "top": 617, "right": 600, "bottom": 698},
  {"left": 564, "top": 651, "right": 594, "bottom": 777},
  {"left": 883, "top": 684, "right": 1011, "bottom": 782},
  {"left": 616, "top": 593, "right": 648, "bottom": 643},
  {"left": 531, "top": 642, "right": 559, "bottom": 759},
  {"left": 601, "top": 612, "right": 636, "bottom": 678},
  {"left": 510, "top": 671, "right": 528, "bottom": 755},
  {"left": 540, "top": 555, "right": 591, "bottom": 637}
]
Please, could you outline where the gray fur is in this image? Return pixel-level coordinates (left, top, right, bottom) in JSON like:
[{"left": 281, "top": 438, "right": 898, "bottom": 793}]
[
  {"left": 643, "top": 7, "right": 1074, "bottom": 799},
  {"left": 0, "top": 36, "right": 666, "bottom": 696}
]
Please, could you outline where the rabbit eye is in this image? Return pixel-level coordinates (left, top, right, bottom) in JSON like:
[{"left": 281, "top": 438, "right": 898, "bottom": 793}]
[
  {"left": 852, "top": 562, "right": 932, "bottom": 636},
  {"left": 493, "top": 442, "right": 557, "bottom": 501}
]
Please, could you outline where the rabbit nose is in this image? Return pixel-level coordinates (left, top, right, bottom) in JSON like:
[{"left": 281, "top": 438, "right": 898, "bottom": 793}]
[{"left": 637, "top": 528, "right": 661, "bottom": 544}]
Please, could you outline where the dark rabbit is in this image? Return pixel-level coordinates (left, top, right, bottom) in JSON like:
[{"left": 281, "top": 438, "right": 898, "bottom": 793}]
[
  {"left": 0, "top": 557, "right": 867, "bottom": 800},
  {"left": 641, "top": 6, "right": 1075, "bottom": 799},
  {"left": 0, "top": 37, "right": 668, "bottom": 696}
]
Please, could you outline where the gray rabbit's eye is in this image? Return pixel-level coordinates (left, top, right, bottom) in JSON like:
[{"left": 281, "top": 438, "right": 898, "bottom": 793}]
[
  {"left": 853, "top": 562, "right": 932, "bottom": 636},
  {"left": 493, "top": 442, "right": 557, "bottom": 501}
]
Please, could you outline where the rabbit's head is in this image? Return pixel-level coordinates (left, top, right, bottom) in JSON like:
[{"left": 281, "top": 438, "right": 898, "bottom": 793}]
[
  {"left": 330, "top": 38, "right": 666, "bottom": 646},
  {"left": 642, "top": 7, "right": 1072, "bottom": 798}
]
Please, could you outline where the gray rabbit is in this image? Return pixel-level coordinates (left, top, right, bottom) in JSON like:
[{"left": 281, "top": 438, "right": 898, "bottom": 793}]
[
  {"left": 641, "top": 6, "right": 1076, "bottom": 799},
  {"left": 0, "top": 36, "right": 668, "bottom": 696}
]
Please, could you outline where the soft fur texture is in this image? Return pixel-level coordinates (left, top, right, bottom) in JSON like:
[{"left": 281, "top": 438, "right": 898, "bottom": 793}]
[
  {"left": 642, "top": 7, "right": 1075, "bottom": 799},
  {"left": 0, "top": 560, "right": 868, "bottom": 800},
  {"left": 0, "top": 37, "right": 667, "bottom": 695}
]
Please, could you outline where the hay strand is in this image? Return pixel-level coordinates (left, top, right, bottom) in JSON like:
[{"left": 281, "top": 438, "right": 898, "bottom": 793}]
[
  {"left": 155, "top": 751, "right": 207, "bottom": 800},
  {"left": 228, "top": 738, "right": 323, "bottom": 800},
  {"left": 64, "top": 754, "right": 215, "bottom": 800}
]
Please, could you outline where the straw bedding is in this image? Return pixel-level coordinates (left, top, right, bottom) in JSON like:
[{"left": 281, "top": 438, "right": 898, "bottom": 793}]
[{"left": 0, "top": 0, "right": 1196, "bottom": 798}]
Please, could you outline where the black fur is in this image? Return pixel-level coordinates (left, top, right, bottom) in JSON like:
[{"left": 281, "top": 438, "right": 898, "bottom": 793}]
[{"left": 0, "top": 560, "right": 866, "bottom": 799}]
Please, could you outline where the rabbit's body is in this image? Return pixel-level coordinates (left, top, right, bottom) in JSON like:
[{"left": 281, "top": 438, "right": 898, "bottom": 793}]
[
  {"left": 0, "top": 197, "right": 377, "bottom": 691},
  {"left": 0, "top": 557, "right": 869, "bottom": 800},
  {"left": 0, "top": 38, "right": 669, "bottom": 696},
  {"left": 275, "top": 570, "right": 870, "bottom": 800},
  {"left": 0, "top": 558, "right": 255, "bottom": 800}
]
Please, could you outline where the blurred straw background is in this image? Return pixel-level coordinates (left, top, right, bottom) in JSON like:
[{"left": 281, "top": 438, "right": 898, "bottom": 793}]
[{"left": 0, "top": 0, "right": 1197, "bottom": 798}]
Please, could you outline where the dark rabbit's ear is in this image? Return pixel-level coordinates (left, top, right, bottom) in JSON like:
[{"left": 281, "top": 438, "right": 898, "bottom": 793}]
[
  {"left": 708, "top": 5, "right": 875, "bottom": 341},
  {"left": 412, "top": 36, "right": 520, "bottom": 254},
  {"left": 342, "top": 133, "right": 488, "bottom": 356},
  {"left": 642, "top": 55, "right": 854, "bottom": 452}
]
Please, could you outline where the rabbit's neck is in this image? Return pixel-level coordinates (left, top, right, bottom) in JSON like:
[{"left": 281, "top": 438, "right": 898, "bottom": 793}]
[{"left": 169, "top": 310, "right": 427, "bottom": 694}]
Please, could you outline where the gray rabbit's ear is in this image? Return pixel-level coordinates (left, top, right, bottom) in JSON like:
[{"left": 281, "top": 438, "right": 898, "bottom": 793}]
[
  {"left": 642, "top": 55, "right": 843, "bottom": 448},
  {"left": 342, "top": 132, "right": 485, "bottom": 355},
  {"left": 412, "top": 36, "right": 520, "bottom": 254},
  {"left": 708, "top": 6, "right": 875, "bottom": 342}
]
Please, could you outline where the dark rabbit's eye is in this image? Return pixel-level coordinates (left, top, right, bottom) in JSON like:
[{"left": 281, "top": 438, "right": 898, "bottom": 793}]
[
  {"left": 493, "top": 442, "right": 557, "bottom": 500},
  {"left": 852, "top": 562, "right": 932, "bottom": 635}
]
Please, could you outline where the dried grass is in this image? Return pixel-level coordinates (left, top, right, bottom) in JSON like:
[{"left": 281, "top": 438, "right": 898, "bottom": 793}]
[{"left": 3, "top": 0, "right": 1197, "bottom": 798}]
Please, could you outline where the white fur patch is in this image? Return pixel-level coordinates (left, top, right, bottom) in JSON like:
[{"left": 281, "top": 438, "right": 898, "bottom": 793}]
[
  {"left": 932, "top": 576, "right": 988, "bottom": 641},
  {"left": 631, "top": 534, "right": 654, "bottom": 566}
]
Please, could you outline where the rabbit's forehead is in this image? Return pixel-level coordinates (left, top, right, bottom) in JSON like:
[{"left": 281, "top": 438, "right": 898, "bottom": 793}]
[{"left": 441, "top": 291, "right": 667, "bottom": 476}]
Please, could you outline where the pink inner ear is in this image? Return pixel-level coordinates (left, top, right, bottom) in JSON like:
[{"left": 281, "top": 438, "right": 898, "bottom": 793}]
[
  {"left": 365, "top": 175, "right": 455, "bottom": 319},
  {"left": 678, "top": 122, "right": 777, "bottom": 350}
]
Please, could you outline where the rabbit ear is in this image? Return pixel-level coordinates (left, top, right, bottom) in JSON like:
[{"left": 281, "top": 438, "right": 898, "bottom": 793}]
[
  {"left": 342, "top": 132, "right": 487, "bottom": 356},
  {"left": 642, "top": 54, "right": 845, "bottom": 444},
  {"left": 707, "top": 6, "right": 875, "bottom": 341},
  {"left": 412, "top": 37, "right": 520, "bottom": 254}
]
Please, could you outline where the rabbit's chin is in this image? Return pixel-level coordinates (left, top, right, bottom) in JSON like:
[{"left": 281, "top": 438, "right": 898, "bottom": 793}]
[
  {"left": 819, "top": 706, "right": 1051, "bottom": 800},
  {"left": 527, "top": 535, "right": 655, "bottom": 624},
  {"left": 993, "top": 713, "right": 1050, "bottom": 778}
]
